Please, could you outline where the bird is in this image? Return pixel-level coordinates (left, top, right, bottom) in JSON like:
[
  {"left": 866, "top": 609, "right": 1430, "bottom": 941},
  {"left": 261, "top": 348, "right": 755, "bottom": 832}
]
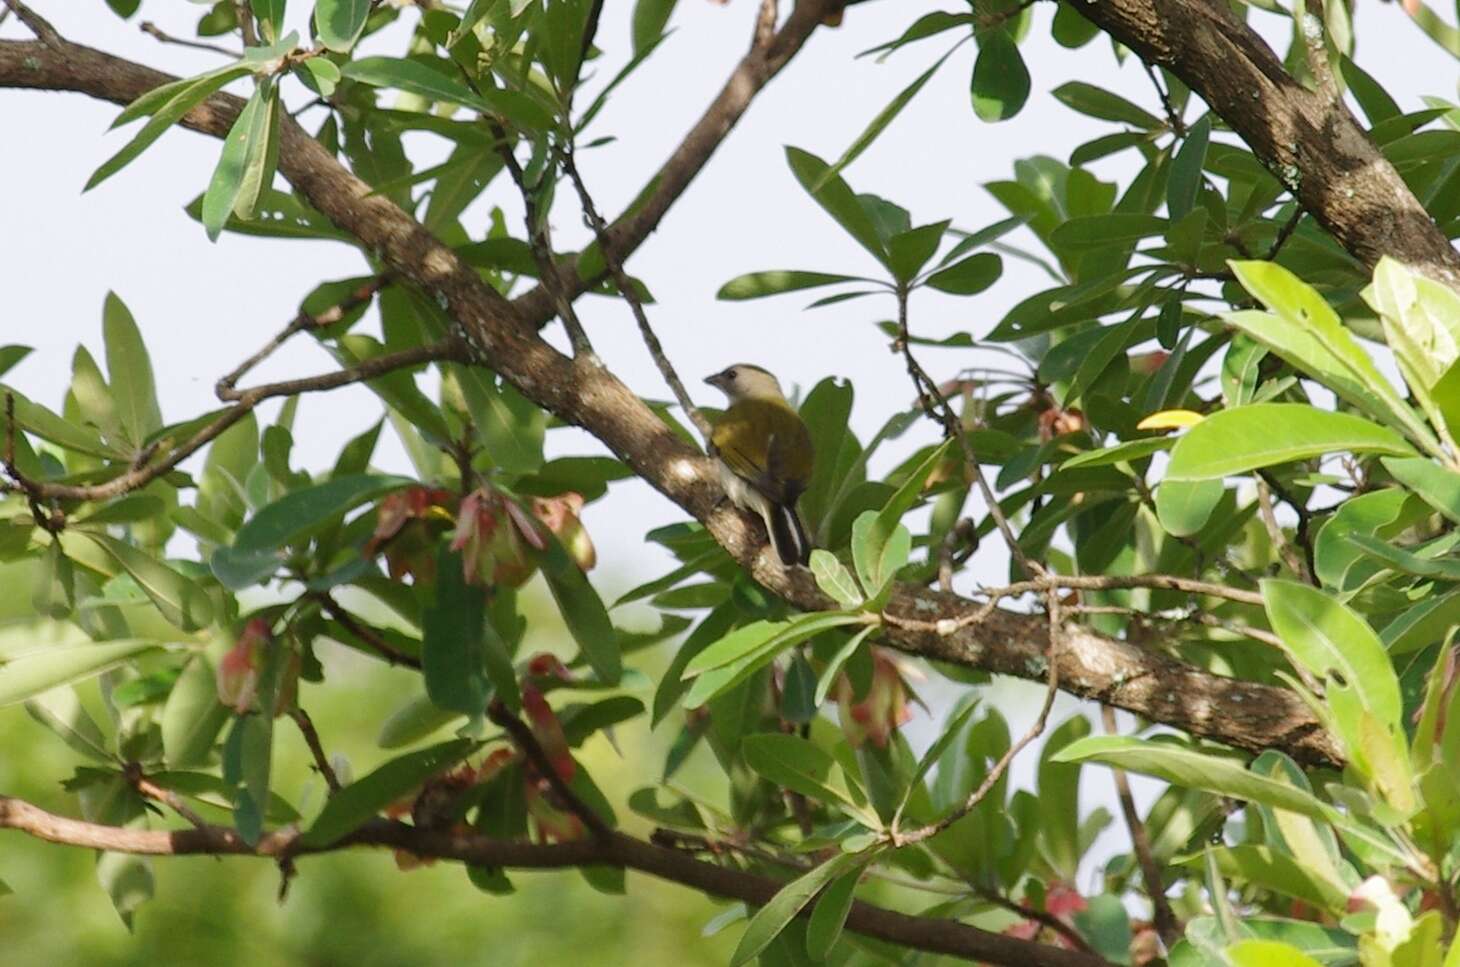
[{"left": 704, "top": 364, "right": 815, "bottom": 567}]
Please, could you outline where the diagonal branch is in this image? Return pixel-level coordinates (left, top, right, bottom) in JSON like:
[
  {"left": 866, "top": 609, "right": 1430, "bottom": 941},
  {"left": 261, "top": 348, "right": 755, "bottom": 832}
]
[
  {"left": 0, "top": 29, "right": 1342, "bottom": 766},
  {"left": 1065, "top": 0, "right": 1460, "bottom": 288},
  {"left": 510, "top": 0, "right": 838, "bottom": 326},
  {"left": 0, "top": 794, "right": 1103, "bottom": 967}
]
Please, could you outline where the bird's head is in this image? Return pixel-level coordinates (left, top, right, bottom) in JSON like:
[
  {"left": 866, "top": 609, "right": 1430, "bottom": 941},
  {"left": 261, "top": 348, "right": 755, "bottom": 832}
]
[{"left": 704, "top": 363, "right": 785, "bottom": 404}]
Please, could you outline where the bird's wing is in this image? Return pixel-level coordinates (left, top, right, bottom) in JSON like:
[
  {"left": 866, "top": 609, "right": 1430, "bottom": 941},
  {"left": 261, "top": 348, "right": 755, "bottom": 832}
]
[{"left": 712, "top": 401, "right": 812, "bottom": 504}]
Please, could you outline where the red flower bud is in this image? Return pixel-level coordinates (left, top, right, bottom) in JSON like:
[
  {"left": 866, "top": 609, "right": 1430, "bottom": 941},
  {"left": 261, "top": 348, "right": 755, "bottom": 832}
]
[
  {"left": 449, "top": 488, "right": 542, "bottom": 588},
  {"left": 366, "top": 486, "right": 455, "bottom": 582},
  {"left": 533, "top": 492, "right": 596, "bottom": 571},
  {"left": 835, "top": 649, "right": 912, "bottom": 749},
  {"left": 521, "top": 682, "right": 575, "bottom": 782}
]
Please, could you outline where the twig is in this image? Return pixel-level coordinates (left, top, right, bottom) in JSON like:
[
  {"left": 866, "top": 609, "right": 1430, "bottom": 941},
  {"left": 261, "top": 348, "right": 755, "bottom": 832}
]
[
  {"left": 1100, "top": 706, "right": 1180, "bottom": 948},
  {"left": 1141, "top": 60, "right": 1185, "bottom": 136},
  {"left": 0, "top": 0, "right": 60, "bottom": 48},
  {"left": 128, "top": 768, "right": 208, "bottom": 830},
  {"left": 891, "top": 589, "right": 1061, "bottom": 846},
  {"left": 754, "top": 0, "right": 778, "bottom": 48},
  {"left": 217, "top": 276, "right": 387, "bottom": 400},
  {"left": 313, "top": 592, "right": 423, "bottom": 669},
  {"left": 5, "top": 341, "right": 464, "bottom": 504},
  {"left": 561, "top": 149, "right": 713, "bottom": 440},
  {"left": 0, "top": 794, "right": 1105, "bottom": 966},
  {"left": 289, "top": 707, "right": 341, "bottom": 794},
  {"left": 487, "top": 700, "right": 613, "bottom": 840},
  {"left": 972, "top": 885, "right": 1098, "bottom": 956},
  {"left": 1265, "top": 205, "right": 1305, "bottom": 260},
  {"left": 511, "top": 0, "right": 836, "bottom": 326},
  {"left": 491, "top": 130, "right": 595, "bottom": 357},
  {"left": 139, "top": 21, "right": 239, "bottom": 56},
  {"left": 235, "top": 1, "right": 259, "bottom": 47},
  {"left": 894, "top": 287, "right": 1040, "bottom": 579},
  {"left": 1255, "top": 475, "right": 1312, "bottom": 583},
  {"left": 1299, "top": 0, "right": 1340, "bottom": 104}
]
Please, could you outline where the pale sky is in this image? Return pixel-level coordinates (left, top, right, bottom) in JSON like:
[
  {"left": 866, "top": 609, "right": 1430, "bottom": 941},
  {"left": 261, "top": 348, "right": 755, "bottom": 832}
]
[{"left": 4, "top": 0, "right": 1457, "bottom": 893}]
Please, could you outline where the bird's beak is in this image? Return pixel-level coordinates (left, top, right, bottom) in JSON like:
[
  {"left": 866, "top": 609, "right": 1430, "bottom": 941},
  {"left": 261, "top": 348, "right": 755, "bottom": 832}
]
[{"left": 704, "top": 371, "right": 726, "bottom": 389}]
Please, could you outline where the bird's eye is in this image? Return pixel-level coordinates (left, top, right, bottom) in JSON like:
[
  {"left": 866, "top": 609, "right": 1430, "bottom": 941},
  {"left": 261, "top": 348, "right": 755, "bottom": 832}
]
[{"left": 726, "top": 368, "right": 737, "bottom": 379}]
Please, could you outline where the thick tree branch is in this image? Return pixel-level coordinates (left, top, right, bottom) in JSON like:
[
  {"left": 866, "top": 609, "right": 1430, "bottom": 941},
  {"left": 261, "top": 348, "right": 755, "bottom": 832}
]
[
  {"left": 0, "top": 29, "right": 1341, "bottom": 766},
  {"left": 0, "top": 795, "right": 1102, "bottom": 967},
  {"left": 1067, "top": 0, "right": 1460, "bottom": 288}
]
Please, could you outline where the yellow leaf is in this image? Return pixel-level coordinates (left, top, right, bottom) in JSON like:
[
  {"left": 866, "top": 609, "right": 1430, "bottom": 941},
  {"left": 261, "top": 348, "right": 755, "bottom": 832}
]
[{"left": 1137, "top": 409, "right": 1205, "bottom": 430}]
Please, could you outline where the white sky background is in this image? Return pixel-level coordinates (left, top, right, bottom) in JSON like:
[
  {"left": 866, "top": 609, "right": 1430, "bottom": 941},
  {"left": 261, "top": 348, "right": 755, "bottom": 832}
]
[{"left": 3, "top": 0, "right": 1459, "bottom": 894}]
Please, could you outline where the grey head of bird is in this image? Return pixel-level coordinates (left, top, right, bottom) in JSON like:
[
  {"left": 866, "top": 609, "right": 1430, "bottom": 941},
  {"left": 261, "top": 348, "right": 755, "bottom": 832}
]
[{"left": 704, "top": 363, "right": 786, "bottom": 404}]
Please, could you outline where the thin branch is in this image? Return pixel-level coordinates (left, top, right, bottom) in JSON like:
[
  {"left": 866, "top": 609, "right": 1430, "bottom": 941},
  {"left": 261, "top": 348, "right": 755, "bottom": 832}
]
[
  {"left": 130, "top": 771, "right": 209, "bottom": 830},
  {"left": 313, "top": 592, "right": 423, "bottom": 669},
  {"left": 1141, "top": 60, "right": 1185, "bottom": 135},
  {"left": 217, "top": 276, "right": 387, "bottom": 400},
  {"left": 754, "top": 0, "right": 778, "bottom": 48},
  {"left": 1100, "top": 706, "right": 1180, "bottom": 948},
  {"left": 894, "top": 287, "right": 1039, "bottom": 579},
  {"left": 1255, "top": 474, "right": 1312, "bottom": 583},
  {"left": 486, "top": 700, "right": 613, "bottom": 840},
  {"left": 139, "top": 21, "right": 239, "bottom": 57},
  {"left": 289, "top": 707, "right": 342, "bottom": 794},
  {"left": 1265, "top": 205, "right": 1305, "bottom": 260},
  {"left": 0, "top": 795, "right": 1103, "bottom": 967},
  {"left": 561, "top": 148, "right": 713, "bottom": 440},
  {"left": 4, "top": 341, "right": 464, "bottom": 504},
  {"left": 892, "top": 588, "right": 1062, "bottom": 847},
  {"left": 971, "top": 885, "right": 1099, "bottom": 957},
  {"left": 0, "top": 0, "right": 60, "bottom": 48},
  {"left": 511, "top": 0, "right": 837, "bottom": 325}
]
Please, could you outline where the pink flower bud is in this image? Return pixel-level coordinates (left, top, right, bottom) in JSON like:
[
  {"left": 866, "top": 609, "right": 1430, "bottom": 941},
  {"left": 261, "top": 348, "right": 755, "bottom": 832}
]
[
  {"left": 366, "top": 486, "right": 455, "bottom": 582},
  {"left": 449, "top": 488, "right": 540, "bottom": 588},
  {"left": 533, "top": 493, "right": 596, "bottom": 571},
  {"left": 522, "top": 682, "right": 574, "bottom": 782},
  {"left": 836, "top": 649, "right": 913, "bottom": 749},
  {"left": 525, "top": 777, "right": 587, "bottom": 843}
]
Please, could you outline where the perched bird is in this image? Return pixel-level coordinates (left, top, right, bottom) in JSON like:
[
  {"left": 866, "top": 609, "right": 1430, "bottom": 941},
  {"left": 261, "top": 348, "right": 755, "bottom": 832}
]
[{"left": 704, "top": 364, "right": 815, "bottom": 567}]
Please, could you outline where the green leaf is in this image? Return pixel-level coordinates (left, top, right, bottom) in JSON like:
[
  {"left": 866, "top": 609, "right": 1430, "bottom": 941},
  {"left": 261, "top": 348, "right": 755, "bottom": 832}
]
[
  {"left": 88, "top": 66, "right": 252, "bottom": 191},
  {"left": 34, "top": 541, "right": 75, "bottom": 619},
  {"left": 805, "top": 869, "right": 858, "bottom": 961},
  {"left": 79, "top": 533, "right": 215, "bottom": 631},
  {"left": 202, "top": 86, "right": 266, "bottom": 242},
  {"left": 822, "top": 53, "right": 949, "bottom": 188},
  {"left": 97, "top": 850, "right": 153, "bottom": 932},
  {"left": 632, "top": 0, "right": 678, "bottom": 52},
  {"left": 1225, "top": 940, "right": 1326, "bottom": 967},
  {"left": 250, "top": 0, "right": 286, "bottom": 41},
  {"left": 1228, "top": 260, "right": 1436, "bottom": 451},
  {"left": 809, "top": 550, "right": 863, "bottom": 609},
  {"left": 300, "top": 738, "right": 476, "bottom": 847},
  {"left": 0, "top": 638, "right": 160, "bottom": 707},
  {"left": 1164, "top": 404, "right": 1413, "bottom": 481},
  {"left": 539, "top": 534, "right": 620, "bottom": 685},
  {"left": 716, "top": 271, "right": 862, "bottom": 301},
  {"left": 741, "top": 733, "right": 865, "bottom": 811},
  {"left": 970, "top": 31, "right": 1030, "bottom": 122},
  {"left": 731, "top": 852, "right": 871, "bottom": 966},
  {"left": 101, "top": 293, "right": 162, "bottom": 449},
  {"left": 377, "top": 693, "right": 462, "bottom": 749},
  {"left": 1050, "top": 213, "right": 1168, "bottom": 251},
  {"left": 1384, "top": 456, "right": 1460, "bottom": 524},
  {"left": 422, "top": 546, "right": 495, "bottom": 716},
  {"left": 923, "top": 252, "right": 1002, "bottom": 295},
  {"left": 897, "top": 698, "right": 980, "bottom": 820},
  {"left": 162, "top": 655, "right": 230, "bottom": 768},
  {"left": 814, "top": 625, "right": 877, "bottom": 707},
  {"left": 1062, "top": 437, "right": 1173, "bottom": 469},
  {"left": 683, "top": 613, "right": 865, "bottom": 709},
  {"left": 1053, "top": 81, "right": 1163, "bottom": 128},
  {"left": 1261, "top": 579, "right": 1400, "bottom": 732},
  {"left": 1167, "top": 116, "right": 1211, "bottom": 220},
  {"left": 887, "top": 221, "right": 950, "bottom": 284},
  {"left": 1053, "top": 736, "right": 1333, "bottom": 821},
  {"left": 341, "top": 57, "right": 488, "bottom": 111},
  {"left": 25, "top": 686, "right": 112, "bottom": 763},
  {"left": 1178, "top": 845, "right": 1347, "bottom": 911},
  {"left": 223, "top": 712, "right": 272, "bottom": 844},
  {"left": 233, "top": 474, "right": 412, "bottom": 552},
  {"left": 1038, "top": 714, "right": 1092, "bottom": 879},
  {"left": 314, "top": 0, "right": 371, "bottom": 51},
  {"left": 785, "top": 147, "right": 887, "bottom": 267},
  {"left": 1156, "top": 479, "right": 1224, "bottom": 537}
]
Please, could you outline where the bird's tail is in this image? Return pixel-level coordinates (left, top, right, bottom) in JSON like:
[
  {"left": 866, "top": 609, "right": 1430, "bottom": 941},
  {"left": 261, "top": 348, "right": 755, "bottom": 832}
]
[{"left": 764, "top": 502, "right": 812, "bottom": 567}]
